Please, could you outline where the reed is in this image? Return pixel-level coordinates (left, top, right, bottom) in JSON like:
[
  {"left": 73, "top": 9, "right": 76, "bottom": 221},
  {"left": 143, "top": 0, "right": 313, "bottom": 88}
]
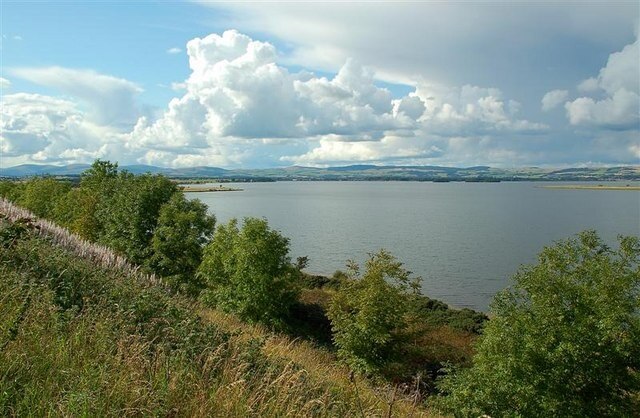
[{"left": 0, "top": 198, "right": 161, "bottom": 286}]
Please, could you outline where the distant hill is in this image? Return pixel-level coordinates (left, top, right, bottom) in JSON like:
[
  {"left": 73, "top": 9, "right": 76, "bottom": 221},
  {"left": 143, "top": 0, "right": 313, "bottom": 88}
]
[
  {"left": 0, "top": 164, "right": 228, "bottom": 178},
  {"left": 0, "top": 164, "right": 92, "bottom": 177},
  {"left": 1, "top": 163, "right": 638, "bottom": 181}
]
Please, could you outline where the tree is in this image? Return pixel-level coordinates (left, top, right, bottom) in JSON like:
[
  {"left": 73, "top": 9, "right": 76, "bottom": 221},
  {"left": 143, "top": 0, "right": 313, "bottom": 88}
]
[
  {"left": 52, "top": 187, "right": 101, "bottom": 240},
  {"left": 198, "top": 218, "right": 299, "bottom": 328},
  {"left": 148, "top": 194, "right": 215, "bottom": 295},
  {"left": 99, "top": 172, "right": 177, "bottom": 264},
  {"left": 80, "top": 159, "right": 119, "bottom": 189},
  {"left": 18, "top": 177, "right": 71, "bottom": 218},
  {"left": 0, "top": 180, "right": 25, "bottom": 202},
  {"left": 434, "top": 231, "right": 640, "bottom": 417},
  {"left": 54, "top": 159, "right": 121, "bottom": 240},
  {"left": 327, "top": 250, "right": 420, "bottom": 375}
]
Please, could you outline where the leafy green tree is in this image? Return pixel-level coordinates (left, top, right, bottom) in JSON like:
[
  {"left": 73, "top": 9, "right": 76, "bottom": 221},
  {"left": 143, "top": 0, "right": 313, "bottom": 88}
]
[
  {"left": 51, "top": 187, "right": 101, "bottom": 241},
  {"left": 327, "top": 250, "right": 420, "bottom": 375},
  {"left": 99, "top": 172, "right": 178, "bottom": 264},
  {"left": 0, "top": 180, "right": 25, "bottom": 202},
  {"left": 148, "top": 194, "right": 215, "bottom": 295},
  {"left": 198, "top": 217, "right": 299, "bottom": 327},
  {"left": 434, "top": 231, "right": 640, "bottom": 417},
  {"left": 52, "top": 160, "right": 121, "bottom": 240},
  {"left": 80, "top": 159, "right": 119, "bottom": 189},
  {"left": 18, "top": 177, "right": 71, "bottom": 218}
]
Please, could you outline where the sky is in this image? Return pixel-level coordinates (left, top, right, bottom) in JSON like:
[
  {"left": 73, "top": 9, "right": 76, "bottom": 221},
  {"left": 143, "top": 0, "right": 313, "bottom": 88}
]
[{"left": 1, "top": 1, "right": 638, "bottom": 169}]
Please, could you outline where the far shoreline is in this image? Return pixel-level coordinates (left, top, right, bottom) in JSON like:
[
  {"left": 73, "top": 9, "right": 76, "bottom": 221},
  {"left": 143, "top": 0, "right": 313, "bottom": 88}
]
[
  {"left": 539, "top": 184, "right": 640, "bottom": 191},
  {"left": 179, "top": 185, "right": 243, "bottom": 192}
]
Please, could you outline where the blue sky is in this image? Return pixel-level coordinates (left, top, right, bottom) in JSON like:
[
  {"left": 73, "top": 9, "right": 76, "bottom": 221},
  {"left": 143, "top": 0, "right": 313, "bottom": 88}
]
[{"left": 1, "top": 1, "right": 638, "bottom": 168}]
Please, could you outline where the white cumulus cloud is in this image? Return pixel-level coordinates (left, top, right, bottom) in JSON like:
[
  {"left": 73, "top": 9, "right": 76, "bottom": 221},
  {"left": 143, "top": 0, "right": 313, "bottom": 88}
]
[
  {"left": 564, "top": 37, "right": 639, "bottom": 130},
  {"left": 9, "top": 29, "right": 636, "bottom": 168},
  {"left": 282, "top": 134, "right": 443, "bottom": 166},
  {"left": 10, "top": 66, "right": 143, "bottom": 131},
  {"left": 414, "top": 84, "right": 548, "bottom": 136},
  {"left": 0, "top": 93, "right": 125, "bottom": 165},
  {"left": 129, "top": 30, "right": 425, "bottom": 166},
  {"left": 541, "top": 89, "right": 568, "bottom": 111},
  {"left": 0, "top": 77, "right": 10, "bottom": 89}
]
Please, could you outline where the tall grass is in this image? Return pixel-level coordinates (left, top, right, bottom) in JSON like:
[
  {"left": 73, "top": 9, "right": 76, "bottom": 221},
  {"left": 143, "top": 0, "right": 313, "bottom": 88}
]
[
  {"left": 0, "top": 202, "right": 437, "bottom": 417},
  {"left": 0, "top": 197, "right": 161, "bottom": 286}
]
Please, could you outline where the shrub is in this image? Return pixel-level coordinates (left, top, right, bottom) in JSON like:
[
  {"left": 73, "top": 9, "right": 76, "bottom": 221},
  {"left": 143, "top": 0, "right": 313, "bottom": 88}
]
[
  {"left": 147, "top": 194, "right": 215, "bottom": 295},
  {"left": 327, "top": 250, "right": 420, "bottom": 375},
  {"left": 99, "top": 172, "right": 177, "bottom": 264},
  {"left": 51, "top": 187, "right": 101, "bottom": 240},
  {"left": 434, "top": 231, "right": 640, "bottom": 417},
  {"left": 0, "top": 180, "right": 24, "bottom": 202},
  {"left": 198, "top": 218, "right": 299, "bottom": 328},
  {"left": 18, "top": 177, "right": 71, "bottom": 218}
]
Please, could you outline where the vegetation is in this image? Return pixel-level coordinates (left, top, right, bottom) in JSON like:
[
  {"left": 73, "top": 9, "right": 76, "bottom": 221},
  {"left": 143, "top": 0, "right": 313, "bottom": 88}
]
[
  {"left": 17, "top": 177, "right": 71, "bottom": 218},
  {"left": 98, "top": 171, "right": 178, "bottom": 264},
  {"left": 148, "top": 194, "right": 215, "bottom": 295},
  {"left": 433, "top": 231, "right": 640, "bottom": 417},
  {"left": 0, "top": 216, "right": 434, "bottom": 416},
  {"left": 6, "top": 161, "right": 634, "bottom": 416},
  {"left": 198, "top": 218, "right": 299, "bottom": 328},
  {"left": 327, "top": 251, "right": 419, "bottom": 375},
  {"left": 0, "top": 181, "right": 23, "bottom": 202},
  {"left": 0, "top": 160, "right": 214, "bottom": 292}
]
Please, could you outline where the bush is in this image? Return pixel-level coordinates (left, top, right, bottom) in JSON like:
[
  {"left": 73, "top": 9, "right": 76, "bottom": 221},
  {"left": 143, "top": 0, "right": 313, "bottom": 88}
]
[
  {"left": 51, "top": 187, "right": 101, "bottom": 240},
  {"left": 411, "top": 296, "right": 488, "bottom": 334},
  {"left": 0, "top": 180, "right": 24, "bottom": 201},
  {"left": 327, "top": 250, "right": 420, "bottom": 375},
  {"left": 99, "top": 172, "right": 177, "bottom": 264},
  {"left": 5, "top": 161, "right": 223, "bottom": 295},
  {"left": 434, "top": 231, "right": 640, "bottom": 417},
  {"left": 18, "top": 177, "right": 71, "bottom": 218},
  {"left": 147, "top": 194, "right": 215, "bottom": 295},
  {"left": 198, "top": 218, "right": 299, "bottom": 328},
  {"left": 299, "top": 273, "right": 344, "bottom": 290}
]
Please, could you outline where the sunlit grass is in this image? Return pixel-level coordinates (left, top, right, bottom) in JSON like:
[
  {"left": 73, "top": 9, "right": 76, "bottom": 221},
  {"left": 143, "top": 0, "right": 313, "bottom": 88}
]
[
  {"left": 0, "top": 198, "right": 161, "bottom": 286},
  {"left": 0, "top": 201, "right": 439, "bottom": 417}
]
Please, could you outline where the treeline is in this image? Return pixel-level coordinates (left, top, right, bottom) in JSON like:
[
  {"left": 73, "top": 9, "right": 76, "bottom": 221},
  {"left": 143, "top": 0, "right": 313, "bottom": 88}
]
[
  {"left": 1, "top": 160, "right": 638, "bottom": 416},
  {"left": 0, "top": 161, "right": 214, "bottom": 295}
]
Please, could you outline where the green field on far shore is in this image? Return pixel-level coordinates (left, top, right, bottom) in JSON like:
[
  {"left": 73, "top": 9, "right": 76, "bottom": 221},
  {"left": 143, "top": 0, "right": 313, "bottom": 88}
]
[{"left": 540, "top": 185, "right": 640, "bottom": 191}]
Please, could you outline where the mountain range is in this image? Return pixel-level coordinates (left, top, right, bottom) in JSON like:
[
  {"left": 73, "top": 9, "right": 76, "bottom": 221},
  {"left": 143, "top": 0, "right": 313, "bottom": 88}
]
[{"left": 1, "top": 163, "right": 638, "bottom": 181}]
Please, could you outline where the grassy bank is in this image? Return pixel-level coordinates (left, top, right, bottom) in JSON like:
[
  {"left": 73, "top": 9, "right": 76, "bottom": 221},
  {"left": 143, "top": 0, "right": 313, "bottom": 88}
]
[{"left": 0, "top": 204, "right": 442, "bottom": 417}]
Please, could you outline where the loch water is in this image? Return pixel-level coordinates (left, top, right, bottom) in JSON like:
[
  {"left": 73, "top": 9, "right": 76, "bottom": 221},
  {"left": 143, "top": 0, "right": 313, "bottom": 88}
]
[{"left": 186, "top": 181, "right": 639, "bottom": 311}]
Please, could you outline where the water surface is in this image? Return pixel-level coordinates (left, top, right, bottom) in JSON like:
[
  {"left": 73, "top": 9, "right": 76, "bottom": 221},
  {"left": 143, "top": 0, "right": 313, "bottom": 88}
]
[{"left": 186, "top": 181, "right": 639, "bottom": 311}]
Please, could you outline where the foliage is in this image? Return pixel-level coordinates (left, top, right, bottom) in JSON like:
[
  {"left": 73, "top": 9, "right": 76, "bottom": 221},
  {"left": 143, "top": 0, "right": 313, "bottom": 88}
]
[
  {"left": 327, "top": 250, "right": 420, "bottom": 375},
  {"left": 65, "top": 159, "right": 121, "bottom": 239},
  {"left": 411, "top": 296, "right": 488, "bottom": 334},
  {"left": 0, "top": 180, "right": 24, "bottom": 201},
  {"left": 299, "top": 272, "right": 345, "bottom": 290},
  {"left": 98, "top": 172, "right": 177, "bottom": 264},
  {"left": 0, "top": 217, "right": 33, "bottom": 248},
  {"left": 147, "top": 194, "right": 215, "bottom": 295},
  {"left": 434, "top": 231, "right": 640, "bottom": 417},
  {"left": 0, "top": 219, "right": 428, "bottom": 417},
  {"left": 80, "top": 159, "right": 119, "bottom": 187},
  {"left": 51, "top": 187, "right": 101, "bottom": 240},
  {"left": 3, "top": 161, "right": 217, "bottom": 293},
  {"left": 17, "top": 177, "right": 71, "bottom": 218},
  {"left": 198, "top": 218, "right": 299, "bottom": 328}
]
